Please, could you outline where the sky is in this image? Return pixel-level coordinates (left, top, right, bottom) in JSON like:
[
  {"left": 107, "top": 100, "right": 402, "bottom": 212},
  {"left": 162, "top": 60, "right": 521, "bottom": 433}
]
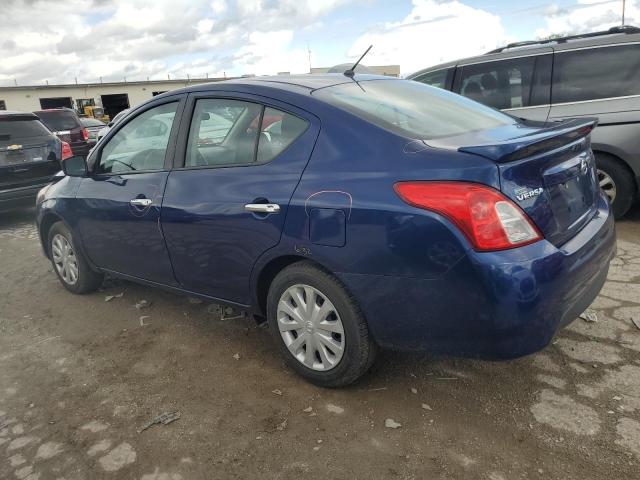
[{"left": 0, "top": 0, "right": 638, "bottom": 86}]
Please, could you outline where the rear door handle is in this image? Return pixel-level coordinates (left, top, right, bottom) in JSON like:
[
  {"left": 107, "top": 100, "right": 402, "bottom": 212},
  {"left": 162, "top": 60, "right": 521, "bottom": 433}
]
[
  {"left": 130, "top": 198, "right": 152, "bottom": 207},
  {"left": 244, "top": 203, "right": 280, "bottom": 214}
]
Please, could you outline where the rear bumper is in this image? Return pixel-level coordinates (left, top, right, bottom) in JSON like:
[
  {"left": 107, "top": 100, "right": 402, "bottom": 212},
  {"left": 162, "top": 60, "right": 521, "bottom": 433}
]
[{"left": 338, "top": 191, "right": 616, "bottom": 359}]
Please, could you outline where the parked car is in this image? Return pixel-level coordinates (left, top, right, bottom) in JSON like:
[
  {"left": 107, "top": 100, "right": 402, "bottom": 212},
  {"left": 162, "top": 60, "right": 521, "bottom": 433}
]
[
  {"left": 79, "top": 117, "right": 106, "bottom": 143},
  {"left": 408, "top": 25, "right": 640, "bottom": 218},
  {"left": 1, "top": 111, "right": 71, "bottom": 211},
  {"left": 34, "top": 108, "right": 92, "bottom": 158},
  {"left": 96, "top": 108, "right": 131, "bottom": 142},
  {"left": 36, "top": 75, "right": 615, "bottom": 386}
]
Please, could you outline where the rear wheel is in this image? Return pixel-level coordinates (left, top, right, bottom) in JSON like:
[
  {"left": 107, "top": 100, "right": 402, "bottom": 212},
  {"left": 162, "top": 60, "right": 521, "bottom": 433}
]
[
  {"left": 595, "top": 153, "right": 636, "bottom": 219},
  {"left": 267, "top": 261, "right": 376, "bottom": 387},
  {"left": 48, "top": 222, "right": 104, "bottom": 294}
]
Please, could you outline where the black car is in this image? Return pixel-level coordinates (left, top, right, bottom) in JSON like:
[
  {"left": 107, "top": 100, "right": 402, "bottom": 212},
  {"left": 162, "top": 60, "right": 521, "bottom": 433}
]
[
  {"left": 34, "top": 108, "right": 92, "bottom": 158},
  {"left": 0, "top": 111, "right": 69, "bottom": 211}
]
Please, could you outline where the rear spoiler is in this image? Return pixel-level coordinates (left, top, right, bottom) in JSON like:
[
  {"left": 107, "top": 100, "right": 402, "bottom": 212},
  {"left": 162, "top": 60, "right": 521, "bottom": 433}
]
[{"left": 457, "top": 118, "right": 598, "bottom": 163}]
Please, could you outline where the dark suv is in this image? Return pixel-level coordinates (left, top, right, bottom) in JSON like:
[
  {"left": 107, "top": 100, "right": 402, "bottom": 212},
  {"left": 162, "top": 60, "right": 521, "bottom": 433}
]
[
  {"left": 34, "top": 108, "right": 92, "bottom": 158},
  {"left": 1, "top": 111, "right": 70, "bottom": 211},
  {"left": 409, "top": 26, "right": 640, "bottom": 218}
]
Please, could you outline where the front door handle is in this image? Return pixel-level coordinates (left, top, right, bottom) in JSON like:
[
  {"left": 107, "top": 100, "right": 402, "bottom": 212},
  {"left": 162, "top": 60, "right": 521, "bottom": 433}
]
[
  {"left": 130, "top": 198, "right": 152, "bottom": 207},
  {"left": 244, "top": 203, "right": 280, "bottom": 214}
]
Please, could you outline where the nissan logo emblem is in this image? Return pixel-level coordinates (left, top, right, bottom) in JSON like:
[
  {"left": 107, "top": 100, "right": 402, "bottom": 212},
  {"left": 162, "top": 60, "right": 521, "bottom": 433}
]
[{"left": 580, "top": 158, "right": 588, "bottom": 175}]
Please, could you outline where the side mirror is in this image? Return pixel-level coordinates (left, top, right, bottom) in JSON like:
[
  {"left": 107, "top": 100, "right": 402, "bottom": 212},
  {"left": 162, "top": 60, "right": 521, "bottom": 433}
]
[
  {"left": 201, "top": 112, "right": 211, "bottom": 120},
  {"left": 62, "top": 155, "right": 88, "bottom": 177},
  {"left": 107, "top": 121, "right": 114, "bottom": 127}
]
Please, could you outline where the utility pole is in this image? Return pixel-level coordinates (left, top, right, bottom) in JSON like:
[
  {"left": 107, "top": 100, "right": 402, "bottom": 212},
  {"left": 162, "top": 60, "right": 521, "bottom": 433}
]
[
  {"left": 307, "top": 43, "right": 312, "bottom": 73},
  {"left": 622, "top": 0, "right": 626, "bottom": 25}
]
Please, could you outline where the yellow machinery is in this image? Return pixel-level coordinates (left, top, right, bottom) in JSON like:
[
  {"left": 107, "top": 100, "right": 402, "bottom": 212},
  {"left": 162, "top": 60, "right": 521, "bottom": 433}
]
[{"left": 84, "top": 105, "right": 110, "bottom": 123}]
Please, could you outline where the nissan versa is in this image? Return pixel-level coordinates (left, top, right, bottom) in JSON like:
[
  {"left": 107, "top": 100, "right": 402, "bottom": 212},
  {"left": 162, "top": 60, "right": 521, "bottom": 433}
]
[{"left": 36, "top": 75, "right": 615, "bottom": 387}]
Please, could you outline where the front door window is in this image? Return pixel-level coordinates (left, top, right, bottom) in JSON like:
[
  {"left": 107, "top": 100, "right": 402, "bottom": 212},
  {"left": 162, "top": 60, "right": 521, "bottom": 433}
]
[{"left": 97, "top": 102, "right": 178, "bottom": 174}]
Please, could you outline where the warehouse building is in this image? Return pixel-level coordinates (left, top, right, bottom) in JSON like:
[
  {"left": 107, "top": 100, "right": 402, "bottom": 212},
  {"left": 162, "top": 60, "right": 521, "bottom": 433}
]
[{"left": 0, "top": 77, "right": 226, "bottom": 119}]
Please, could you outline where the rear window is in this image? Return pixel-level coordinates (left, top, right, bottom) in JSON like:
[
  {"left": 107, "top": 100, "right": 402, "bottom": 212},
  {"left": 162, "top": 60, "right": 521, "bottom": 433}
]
[
  {"left": 0, "top": 117, "right": 51, "bottom": 143},
  {"left": 314, "top": 80, "right": 514, "bottom": 140},
  {"left": 81, "top": 117, "right": 106, "bottom": 127},
  {"left": 35, "top": 110, "right": 81, "bottom": 131},
  {"left": 553, "top": 44, "right": 640, "bottom": 103}
]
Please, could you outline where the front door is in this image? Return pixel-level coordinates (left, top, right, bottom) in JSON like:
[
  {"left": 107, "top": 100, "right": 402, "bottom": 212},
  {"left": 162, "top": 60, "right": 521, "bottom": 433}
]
[
  {"left": 74, "top": 98, "right": 184, "bottom": 284},
  {"left": 161, "top": 94, "right": 319, "bottom": 304}
]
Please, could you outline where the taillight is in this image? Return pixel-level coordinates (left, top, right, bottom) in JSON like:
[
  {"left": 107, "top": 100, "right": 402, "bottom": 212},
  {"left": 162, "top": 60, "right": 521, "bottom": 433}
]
[
  {"left": 61, "top": 141, "right": 73, "bottom": 161},
  {"left": 82, "top": 128, "right": 89, "bottom": 141},
  {"left": 394, "top": 181, "right": 542, "bottom": 251}
]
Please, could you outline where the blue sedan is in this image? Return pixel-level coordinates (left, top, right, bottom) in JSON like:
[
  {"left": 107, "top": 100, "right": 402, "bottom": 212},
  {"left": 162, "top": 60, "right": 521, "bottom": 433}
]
[{"left": 36, "top": 75, "right": 615, "bottom": 386}]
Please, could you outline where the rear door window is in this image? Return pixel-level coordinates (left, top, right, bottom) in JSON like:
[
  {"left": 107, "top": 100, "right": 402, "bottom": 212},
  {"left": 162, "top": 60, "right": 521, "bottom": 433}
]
[
  {"left": 552, "top": 44, "right": 640, "bottom": 103},
  {"left": 185, "top": 99, "right": 308, "bottom": 167},
  {"left": 457, "top": 56, "right": 550, "bottom": 110},
  {"left": 256, "top": 107, "right": 308, "bottom": 163}
]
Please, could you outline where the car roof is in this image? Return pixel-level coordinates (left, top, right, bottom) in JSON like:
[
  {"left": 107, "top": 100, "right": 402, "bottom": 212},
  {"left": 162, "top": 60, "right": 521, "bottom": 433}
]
[
  {"left": 174, "top": 74, "right": 395, "bottom": 95},
  {"left": 33, "top": 108, "right": 78, "bottom": 115},
  {"left": 0, "top": 110, "right": 39, "bottom": 119},
  {"left": 408, "top": 26, "right": 640, "bottom": 78}
]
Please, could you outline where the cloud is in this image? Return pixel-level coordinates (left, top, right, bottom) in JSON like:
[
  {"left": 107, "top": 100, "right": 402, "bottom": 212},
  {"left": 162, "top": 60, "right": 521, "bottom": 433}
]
[
  {"left": 0, "top": 0, "right": 354, "bottom": 85},
  {"left": 535, "top": 0, "right": 639, "bottom": 38},
  {"left": 347, "top": 0, "right": 509, "bottom": 77}
]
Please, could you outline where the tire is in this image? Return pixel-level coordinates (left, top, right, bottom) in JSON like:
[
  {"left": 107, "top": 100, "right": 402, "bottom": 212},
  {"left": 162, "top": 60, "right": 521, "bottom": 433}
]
[
  {"left": 48, "top": 222, "right": 104, "bottom": 294},
  {"left": 267, "top": 261, "right": 376, "bottom": 387},
  {"left": 595, "top": 153, "right": 636, "bottom": 219}
]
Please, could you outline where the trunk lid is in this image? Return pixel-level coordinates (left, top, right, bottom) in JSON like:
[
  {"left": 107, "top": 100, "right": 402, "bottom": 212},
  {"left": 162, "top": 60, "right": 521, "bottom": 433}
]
[{"left": 427, "top": 119, "right": 599, "bottom": 246}]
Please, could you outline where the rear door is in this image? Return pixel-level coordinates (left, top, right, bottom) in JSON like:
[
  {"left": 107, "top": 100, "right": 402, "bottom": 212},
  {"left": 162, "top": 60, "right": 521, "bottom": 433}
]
[
  {"left": 0, "top": 115, "right": 60, "bottom": 191},
  {"left": 74, "top": 97, "right": 185, "bottom": 284},
  {"left": 454, "top": 52, "right": 553, "bottom": 121},
  {"left": 161, "top": 93, "right": 320, "bottom": 304},
  {"left": 548, "top": 43, "right": 640, "bottom": 121}
]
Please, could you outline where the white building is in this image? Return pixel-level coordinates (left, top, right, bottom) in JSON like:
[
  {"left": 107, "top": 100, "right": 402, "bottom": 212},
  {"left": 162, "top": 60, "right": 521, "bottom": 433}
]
[{"left": 0, "top": 77, "right": 227, "bottom": 119}]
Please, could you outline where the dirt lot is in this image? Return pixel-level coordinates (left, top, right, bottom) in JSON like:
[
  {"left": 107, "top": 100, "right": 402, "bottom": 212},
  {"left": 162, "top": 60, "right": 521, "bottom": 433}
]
[{"left": 1, "top": 208, "right": 639, "bottom": 480}]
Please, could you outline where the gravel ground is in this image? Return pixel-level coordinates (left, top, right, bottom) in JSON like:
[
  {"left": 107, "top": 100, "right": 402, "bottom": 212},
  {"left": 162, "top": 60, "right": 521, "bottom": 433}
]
[{"left": 1, "top": 207, "right": 639, "bottom": 480}]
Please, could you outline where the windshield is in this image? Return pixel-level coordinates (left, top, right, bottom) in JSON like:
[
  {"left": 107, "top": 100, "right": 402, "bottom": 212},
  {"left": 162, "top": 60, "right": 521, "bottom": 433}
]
[
  {"left": 314, "top": 79, "right": 515, "bottom": 140},
  {"left": 0, "top": 118, "right": 51, "bottom": 144},
  {"left": 35, "top": 110, "right": 81, "bottom": 131}
]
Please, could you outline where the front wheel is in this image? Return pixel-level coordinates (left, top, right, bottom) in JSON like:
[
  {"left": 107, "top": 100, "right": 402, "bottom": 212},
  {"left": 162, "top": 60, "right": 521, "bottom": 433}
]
[
  {"left": 48, "top": 222, "right": 104, "bottom": 294},
  {"left": 267, "top": 261, "right": 376, "bottom": 387}
]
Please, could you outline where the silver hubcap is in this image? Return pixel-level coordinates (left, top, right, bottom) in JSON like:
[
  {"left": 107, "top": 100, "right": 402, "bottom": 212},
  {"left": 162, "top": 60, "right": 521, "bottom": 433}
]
[
  {"left": 597, "top": 169, "right": 617, "bottom": 204},
  {"left": 51, "top": 234, "right": 79, "bottom": 285},
  {"left": 277, "top": 284, "right": 345, "bottom": 371}
]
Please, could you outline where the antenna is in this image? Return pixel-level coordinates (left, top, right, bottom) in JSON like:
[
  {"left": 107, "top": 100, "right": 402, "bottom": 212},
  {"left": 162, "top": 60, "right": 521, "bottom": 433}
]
[{"left": 344, "top": 45, "right": 372, "bottom": 77}]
